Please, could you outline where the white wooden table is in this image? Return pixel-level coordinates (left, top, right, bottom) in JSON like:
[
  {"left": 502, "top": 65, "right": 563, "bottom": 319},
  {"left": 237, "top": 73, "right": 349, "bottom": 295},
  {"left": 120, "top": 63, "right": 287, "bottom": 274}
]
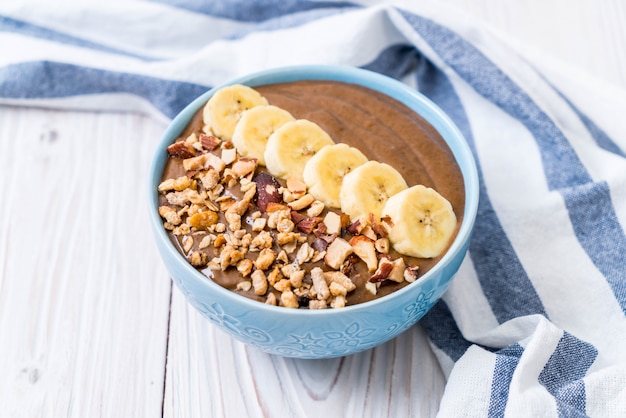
[{"left": 1, "top": 2, "right": 624, "bottom": 416}]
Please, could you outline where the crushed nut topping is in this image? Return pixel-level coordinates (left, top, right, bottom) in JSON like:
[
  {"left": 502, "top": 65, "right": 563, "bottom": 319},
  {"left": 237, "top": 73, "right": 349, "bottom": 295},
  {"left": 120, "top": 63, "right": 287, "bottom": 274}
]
[{"left": 158, "top": 133, "right": 423, "bottom": 309}]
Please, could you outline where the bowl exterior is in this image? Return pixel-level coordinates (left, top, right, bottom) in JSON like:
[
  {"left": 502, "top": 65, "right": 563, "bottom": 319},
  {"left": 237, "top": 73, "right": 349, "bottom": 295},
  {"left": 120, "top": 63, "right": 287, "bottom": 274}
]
[{"left": 149, "top": 65, "right": 478, "bottom": 359}]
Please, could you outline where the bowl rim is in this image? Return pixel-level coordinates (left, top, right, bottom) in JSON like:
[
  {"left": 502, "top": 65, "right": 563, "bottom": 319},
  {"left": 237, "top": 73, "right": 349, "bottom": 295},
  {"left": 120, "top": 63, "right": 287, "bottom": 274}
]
[{"left": 149, "top": 64, "right": 479, "bottom": 317}]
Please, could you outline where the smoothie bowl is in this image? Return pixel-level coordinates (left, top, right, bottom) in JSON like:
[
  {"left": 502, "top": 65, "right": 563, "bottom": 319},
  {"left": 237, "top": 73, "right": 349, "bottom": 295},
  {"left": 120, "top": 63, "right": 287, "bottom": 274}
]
[{"left": 148, "top": 65, "right": 478, "bottom": 359}]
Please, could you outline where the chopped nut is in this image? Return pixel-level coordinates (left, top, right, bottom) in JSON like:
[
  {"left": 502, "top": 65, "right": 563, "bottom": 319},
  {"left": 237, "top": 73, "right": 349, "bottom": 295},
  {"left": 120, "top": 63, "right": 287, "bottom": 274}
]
[
  {"left": 323, "top": 271, "right": 356, "bottom": 292},
  {"left": 236, "top": 258, "right": 254, "bottom": 277},
  {"left": 159, "top": 206, "right": 182, "bottom": 225},
  {"left": 200, "top": 134, "right": 221, "bottom": 151},
  {"left": 289, "top": 269, "right": 305, "bottom": 288},
  {"left": 189, "top": 251, "right": 208, "bottom": 267},
  {"left": 213, "top": 234, "right": 226, "bottom": 248},
  {"left": 255, "top": 248, "right": 276, "bottom": 270},
  {"left": 323, "top": 211, "right": 342, "bottom": 235},
  {"left": 280, "top": 263, "right": 300, "bottom": 279},
  {"left": 265, "top": 292, "right": 277, "bottom": 306},
  {"left": 251, "top": 269, "right": 268, "bottom": 295},
  {"left": 167, "top": 141, "right": 197, "bottom": 159},
  {"left": 231, "top": 158, "right": 258, "bottom": 177},
  {"left": 276, "top": 218, "right": 295, "bottom": 233},
  {"left": 375, "top": 237, "right": 390, "bottom": 254},
  {"left": 404, "top": 265, "right": 420, "bottom": 283},
  {"left": 286, "top": 178, "right": 307, "bottom": 198},
  {"left": 281, "top": 188, "right": 295, "bottom": 203},
  {"left": 295, "top": 242, "right": 314, "bottom": 265},
  {"left": 295, "top": 217, "right": 322, "bottom": 234},
  {"left": 324, "top": 237, "right": 354, "bottom": 270},
  {"left": 173, "top": 224, "right": 191, "bottom": 236},
  {"left": 330, "top": 295, "right": 346, "bottom": 309},
  {"left": 349, "top": 235, "right": 378, "bottom": 272},
  {"left": 250, "top": 230, "right": 273, "bottom": 251},
  {"left": 240, "top": 233, "right": 252, "bottom": 248},
  {"left": 221, "top": 147, "right": 237, "bottom": 165},
  {"left": 224, "top": 212, "right": 242, "bottom": 231},
  {"left": 329, "top": 282, "right": 347, "bottom": 297},
  {"left": 173, "top": 176, "right": 192, "bottom": 191},
  {"left": 158, "top": 178, "right": 176, "bottom": 193},
  {"left": 274, "top": 278, "right": 292, "bottom": 293},
  {"left": 309, "top": 299, "right": 327, "bottom": 310},
  {"left": 236, "top": 281, "right": 252, "bottom": 292},
  {"left": 198, "top": 235, "right": 214, "bottom": 250},
  {"left": 185, "top": 132, "right": 199, "bottom": 144},
  {"left": 182, "top": 236, "right": 194, "bottom": 254},
  {"left": 204, "top": 153, "right": 226, "bottom": 173},
  {"left": 281, "top": 290, "right": 299, "bottom": 308},
  {"left": 311, "top": 267, "right": 330, "bottom": 300},
  {"left": 311, "top": 250, "right": 326, "bottom": 263},
  {"left": 288, "top": 193, "right": 315, "bottom": 211},
  {"left": 306, "top": 200, "right": 325, "bottom": 217},
  {"left": 276, "top": 232, "right": 300, "bottom": 246},
  {"left": 166, "top": 189, "right": 203, "bottom": 206},
  {"left": 388, "top": 257, "right": 406, "bottom": 283},
  {"left": 251, "top": 217, "right": 267, "bottom": 232},
  {"left": 276, "top": 250, "right": 289, "bottom": 264},
  {"left": 365, "top": 281, "right": 378, "bottom": 295},
  {"left": 188, "top": 211, "right": 219, "bottom": 230},
  {"left": 361, "top": 225, "right": 378, "bottom": 241},
  {"left": 267, "top": 266, "right": 283, "bottom": 286},
  {"left": 219, "top": 244, "right": 244, "bottom": 270},
  {"left": 370, "top": 257, "right": 394, "bottom": 282},
  {"left": 182, "top": 154, "right": 208, "bottom": 171},
  {"left": 214, "top": 223, "right": 226, "bottom": 233},
  {"left": 253, "top": 172, "right": 282, "bottom": 212},
  {"left": 200, "top": 169, "right": 220, "bottom": 189}
]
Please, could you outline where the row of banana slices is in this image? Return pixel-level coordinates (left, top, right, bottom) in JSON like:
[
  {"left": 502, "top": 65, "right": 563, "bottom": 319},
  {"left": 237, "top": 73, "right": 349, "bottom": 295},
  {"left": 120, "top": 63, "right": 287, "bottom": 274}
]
[{"left": 202, "top": 84, "right": 457, "bottom": 258}]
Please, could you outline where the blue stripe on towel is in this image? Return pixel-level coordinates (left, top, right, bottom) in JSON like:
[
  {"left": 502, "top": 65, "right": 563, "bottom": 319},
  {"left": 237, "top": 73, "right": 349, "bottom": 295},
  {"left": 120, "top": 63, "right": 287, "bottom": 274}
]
[
  {"left": 360, "top": 44, "right": 420, "bottom": 81},
  {"left": 414, "top": 54, "right": 547, "bottom": 322},
  {"left": 0, "top": 61, "right": 209, "bottom": 119},
  {"left": 538, "top": 332, "right": 597, "bottom": 417},
  {"left": 488, "top": 343, "right": 525, "bottom": 417},
  {"left": 562, "top": 182, "right": 626, "bottom": 313},
  {"left": 420, "top": 300, "right": 472, "bottom": 361},
  {"left": 398, "top": 8, "right": 626, "bottom": 314},
  {"left": 0, "top": 15, "right": 156, "bottom": 61},
  {"left": 149, "top": 0, "right": 359, "bottom": 22}
]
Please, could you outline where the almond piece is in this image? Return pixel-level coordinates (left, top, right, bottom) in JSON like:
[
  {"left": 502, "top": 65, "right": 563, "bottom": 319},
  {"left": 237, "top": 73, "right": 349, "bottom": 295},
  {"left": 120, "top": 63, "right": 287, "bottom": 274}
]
[
  {"left": 253, "top": 172, "right": 282, "bottom": 212},
  {"left": 324, "top": 237, "right": 354, "bottom": 270},
  {"left": 322, "top": 212, "right": 342, "bottom": 235},
  {"left": 369, "top": 257, "right": 394, "bottom": 282},
  {"left": 349, "top": 235, "right": 378, "bottom": 272},
  {"left": 167, "top": 141, "right": 197, "bottom": 159},
  {"left": 200, "top": 134, "right": 221, "bottom": 151},
  {"left": 221, "top": 147, "right": 237, "bottom": 165},
  {"left": 231, "top": 158, "right": 258, "bottom": 177}
]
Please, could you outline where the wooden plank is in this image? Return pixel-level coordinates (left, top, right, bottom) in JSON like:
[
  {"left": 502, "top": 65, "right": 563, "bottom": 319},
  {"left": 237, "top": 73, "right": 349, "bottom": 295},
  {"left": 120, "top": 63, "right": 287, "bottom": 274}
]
[{"left": 0, "top": 107, "right": 172, "bottom": 417}]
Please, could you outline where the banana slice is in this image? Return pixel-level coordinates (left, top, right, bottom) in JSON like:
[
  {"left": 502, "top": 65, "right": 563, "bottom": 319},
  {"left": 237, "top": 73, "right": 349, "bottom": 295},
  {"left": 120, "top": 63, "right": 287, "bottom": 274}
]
[
  {"left": 339, "top": 161, "right": 408, "bottom": 221},
  {"left": 302, "top": 143, "right": 368, "bottom": 208},
  {"left": 382, "top": 185, "right": 457, "bottom": 258},
  {"left": 203, "top": 84, "right": 269, "bottom": 141},
  {"left": 232, "top": 105, "right": 295, "bottom": 165},
  {"left": 264, "top": 119, "right": 335, "bottom": 181}
]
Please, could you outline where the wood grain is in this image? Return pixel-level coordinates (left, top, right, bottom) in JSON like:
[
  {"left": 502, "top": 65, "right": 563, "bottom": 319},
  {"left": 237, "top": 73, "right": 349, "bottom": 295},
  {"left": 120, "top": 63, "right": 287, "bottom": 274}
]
[{"left": 0, "top": 108, "right": 171, "bottom": 417}]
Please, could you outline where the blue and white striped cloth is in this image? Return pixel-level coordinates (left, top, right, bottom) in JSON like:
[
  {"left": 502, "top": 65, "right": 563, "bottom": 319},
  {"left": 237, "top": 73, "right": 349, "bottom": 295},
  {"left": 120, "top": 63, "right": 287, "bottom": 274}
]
[{"left": 2, "top": 1, "right": 625, "bottom": 416}]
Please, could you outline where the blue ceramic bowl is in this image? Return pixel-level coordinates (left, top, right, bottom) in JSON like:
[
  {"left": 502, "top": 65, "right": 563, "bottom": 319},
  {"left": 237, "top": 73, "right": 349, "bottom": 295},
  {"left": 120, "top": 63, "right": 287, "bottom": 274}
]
[{"left": 148, "top": 65, "right": 479, "bottom": 359}]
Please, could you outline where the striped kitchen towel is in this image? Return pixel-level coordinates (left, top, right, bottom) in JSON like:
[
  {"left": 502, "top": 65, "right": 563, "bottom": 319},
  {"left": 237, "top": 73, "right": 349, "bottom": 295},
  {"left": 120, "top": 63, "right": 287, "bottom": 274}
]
[{"left": 1, "top": 1, "right": 624, "bottom": 416}]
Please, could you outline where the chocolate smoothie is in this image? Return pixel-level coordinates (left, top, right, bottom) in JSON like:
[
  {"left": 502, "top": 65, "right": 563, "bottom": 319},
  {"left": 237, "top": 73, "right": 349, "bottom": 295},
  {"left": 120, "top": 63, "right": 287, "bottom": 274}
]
[{"left": 158, "top": 80, "right": 465, "bottom": 308}]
